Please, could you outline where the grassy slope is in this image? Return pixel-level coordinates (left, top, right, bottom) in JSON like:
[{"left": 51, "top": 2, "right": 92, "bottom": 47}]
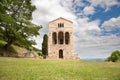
[
  {"left": 0, "top": 57, "right": 120, "bottom": 80},
  {"left": 0, "top": 40, "right": 23, "bottom": 53},
  {"left": 0, "top": 40, "right": 39, "bottom": 56}
]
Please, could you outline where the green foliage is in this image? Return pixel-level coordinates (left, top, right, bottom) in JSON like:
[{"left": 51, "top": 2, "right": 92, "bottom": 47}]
[
  {"left": 0, "top": 40, "right": 6, "bottom": 48},
  {"left": 32, "top": 47, "right": 41, "bottom": 52},
  {"left": 0, "top": 0, "right": 41, "bottom": 50},
  {"left": 0, "top": 58, "right": 120, "bottom": 80},
  {"left": 37, "top": 52, "right": 43, "bottom": 56},
  {"left": 42, "top": 34, "right": 48, "bottom": 58},
  {"left": 0, "top": 40, "right": 24, "bottom": 56},
  {"left": 32, "top": 47, "right": 42, "bottom": 56},
  {"left": 107, "top": 50, "right": 120, "bottom": 62}
]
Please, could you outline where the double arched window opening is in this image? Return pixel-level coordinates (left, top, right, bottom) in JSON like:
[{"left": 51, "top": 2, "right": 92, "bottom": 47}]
[
  {"left": 52, "top": 32, "right": 70, "bottom": 45},
  {"left": 58, "top": 23, "right": 64, "bottom": 28}
]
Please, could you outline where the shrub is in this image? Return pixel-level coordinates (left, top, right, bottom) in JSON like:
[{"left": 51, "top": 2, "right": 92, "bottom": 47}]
[
  {"left": 42, "top": 34, "right": 48, "bottom": 59},
  {"left": 107, "top": 50, "right": 120, "bottom": 62},
  {"left": 37, "top": 52, "right": 43, "bottom": 56}
]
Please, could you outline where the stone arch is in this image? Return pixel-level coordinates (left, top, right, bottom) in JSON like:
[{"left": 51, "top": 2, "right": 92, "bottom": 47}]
[
  {"left": 65, "top": 32, "right": 70, "bottom": 44},
  {"left": 58, "top": 31, "right": 64, "bottom": 44},
  {"left": 52, "top": 32, "right": 57, "bottom": 44},
  {"left": 59, "top": 49, "right": 63, "bottom": 58}
]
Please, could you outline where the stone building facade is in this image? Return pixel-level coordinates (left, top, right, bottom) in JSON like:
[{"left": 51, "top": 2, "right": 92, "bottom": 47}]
[{"left": 47, "top": 17, "right": 79, "bottom": 59}]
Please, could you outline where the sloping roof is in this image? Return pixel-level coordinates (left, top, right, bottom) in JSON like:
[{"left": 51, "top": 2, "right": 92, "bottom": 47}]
[{"left": 49, "top": 17, "right": 73, "bottom": 23}]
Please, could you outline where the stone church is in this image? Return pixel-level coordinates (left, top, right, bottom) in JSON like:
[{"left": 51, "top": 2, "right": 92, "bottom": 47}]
[{"left": 47, "top": 17, "right": 79, "bottom": 59}]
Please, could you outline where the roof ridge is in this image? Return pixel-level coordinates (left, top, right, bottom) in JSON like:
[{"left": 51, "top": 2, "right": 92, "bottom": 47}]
[{"left": 49, "top": 17, "right": 73, "bottom": 23}]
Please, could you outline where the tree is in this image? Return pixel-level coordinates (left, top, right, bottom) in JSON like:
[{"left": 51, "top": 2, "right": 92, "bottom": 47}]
[
  {"left": 0, "top": 0, "right": 41, "bottom": 51},
  {"left": 107, "top": 50, "right": 120, "bottom": 62},
  {"left": 42, "top": 34, "right": 48, "bottom": 58}
]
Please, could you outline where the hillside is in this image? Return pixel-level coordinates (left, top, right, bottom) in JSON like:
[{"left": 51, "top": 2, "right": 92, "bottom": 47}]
[
  {"left": 0, "top": 40, "right": 41, "bottom": 58},
  {"left": 0, "top": 57, "right": 120, "bottom": 80}
]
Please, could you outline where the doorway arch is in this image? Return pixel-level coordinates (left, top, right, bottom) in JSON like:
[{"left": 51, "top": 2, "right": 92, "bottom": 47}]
[{"left": 59, "top": 49, "right": 63, "bottom": 59}]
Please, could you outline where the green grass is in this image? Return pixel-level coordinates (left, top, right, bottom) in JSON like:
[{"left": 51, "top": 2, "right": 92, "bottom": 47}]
[{"left": 0, "top": 57, "right": 120, "bottom": 80}]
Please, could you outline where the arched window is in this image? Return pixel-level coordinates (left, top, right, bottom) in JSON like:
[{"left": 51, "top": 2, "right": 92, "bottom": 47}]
[
  {"left": 52, "top": 32, "right": 57, "bottom": 44},
  {"left": 58, "top": 31, "right": 64, "bottom": 44},
  {"left": 65, "top": 32, "right": 70, "bottom": 44}
]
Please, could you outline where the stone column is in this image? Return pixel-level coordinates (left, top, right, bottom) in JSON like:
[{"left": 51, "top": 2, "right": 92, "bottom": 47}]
[
  {"left": 56, "top": 32, "right": 58, "bottom": 44},
  {"left": 64, "top": 32, "right": 65, "bottom": 45},
  {"left": 69, "top": 32, "right": 70, "bottom": 45}
]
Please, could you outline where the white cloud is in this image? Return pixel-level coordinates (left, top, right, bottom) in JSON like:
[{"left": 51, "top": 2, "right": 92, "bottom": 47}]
[
  {"left": 83, "top": 6, "right": 95, "bottom": 16},
  {"left": 102, "top": 17, "right": 120, "bottom": 31},
  {"left": 89, "top": 0, "right": 120, "bottom": 11},
  {"left": 73, "top": 0, "right": 85, "bottom": 7},
  {"left": 31, "top": 0, "right": 77, "bottom": 49},
  {"left": 74, "top": 18, "right": 100, "bottom": 35},
  {"left": 31, "top": 0, "right": 120, "bottom": 59},
  {"left": 74, "top": 35, "right": 120, "bottom": 58}
]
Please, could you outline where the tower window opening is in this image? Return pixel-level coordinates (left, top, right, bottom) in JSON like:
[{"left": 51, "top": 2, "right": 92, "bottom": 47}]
[
  {"left": 52, "top": 32, "right": 57, "bottom": 44},
  {"left": 65, "top": 32, "right": 70, "bottom": 44},
  {"left": 58, "top": 23, "right": 64, "bottom": 28},
  {"left": 58, "top": 31, "right": 64, "bottom": 44}
]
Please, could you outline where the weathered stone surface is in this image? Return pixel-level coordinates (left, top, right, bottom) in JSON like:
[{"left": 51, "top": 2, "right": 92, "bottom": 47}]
[{"left": 47, "top": 17, "right": 79, "bottom": 60}]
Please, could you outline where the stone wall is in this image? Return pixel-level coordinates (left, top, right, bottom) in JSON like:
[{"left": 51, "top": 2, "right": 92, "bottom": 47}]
[{"left": 47, "top": 17, "right": 79, "bottom": 60}]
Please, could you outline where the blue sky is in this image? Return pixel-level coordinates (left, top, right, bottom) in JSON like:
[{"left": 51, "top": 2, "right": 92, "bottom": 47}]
[{"left": 31, "top": 0, "right": 120, "bottom": 59}]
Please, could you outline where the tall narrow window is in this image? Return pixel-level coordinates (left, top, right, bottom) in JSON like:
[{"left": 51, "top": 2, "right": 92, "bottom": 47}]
[
  {"left": 62, "top": 23, "right": 64, "bottom": 27},
  {"left": 65, "top": 32, "right": 69, "bottom": 44},
  {"left": 60, "top": 23, "right": 62, "bottom": 27},
  {"left": 58, "top": 23, "right": 60, "bottom": 28},
  {"left": 58, "top": 31, "right": 64, "bottom": 44},
  {"left": 52, "top": 32, "right": 57, "bottom": 44}
]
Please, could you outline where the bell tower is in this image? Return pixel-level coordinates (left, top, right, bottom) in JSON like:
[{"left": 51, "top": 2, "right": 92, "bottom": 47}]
[{"left": 47, "top": 17, "right": 79, "bottom": 59}]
